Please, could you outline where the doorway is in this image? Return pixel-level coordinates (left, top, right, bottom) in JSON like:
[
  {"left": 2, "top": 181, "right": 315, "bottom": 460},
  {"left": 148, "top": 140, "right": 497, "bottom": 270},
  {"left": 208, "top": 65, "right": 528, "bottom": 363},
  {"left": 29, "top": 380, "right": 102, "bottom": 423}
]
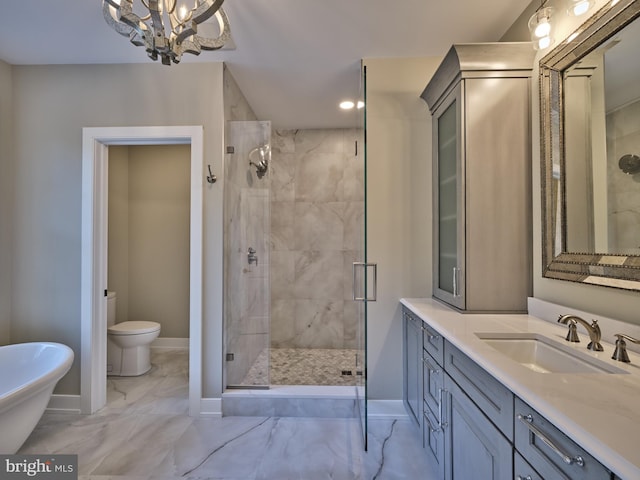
[{"left": 81, "top": 126, "right": 204, "bottom": 415}]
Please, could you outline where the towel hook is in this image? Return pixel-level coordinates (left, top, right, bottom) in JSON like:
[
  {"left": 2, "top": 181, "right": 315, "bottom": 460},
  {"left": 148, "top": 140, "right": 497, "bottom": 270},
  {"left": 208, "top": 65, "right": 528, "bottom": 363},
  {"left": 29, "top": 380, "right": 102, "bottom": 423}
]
[{"left": 206, "top": 164, "right": 217, "bottom": 184}]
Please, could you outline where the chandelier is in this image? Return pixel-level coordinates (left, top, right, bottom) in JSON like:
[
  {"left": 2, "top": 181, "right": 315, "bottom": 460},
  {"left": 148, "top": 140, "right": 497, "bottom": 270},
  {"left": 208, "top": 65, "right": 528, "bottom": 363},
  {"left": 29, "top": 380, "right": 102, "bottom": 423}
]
[{"left": 102, "top": 0, "right": 231, "bottom": 65}]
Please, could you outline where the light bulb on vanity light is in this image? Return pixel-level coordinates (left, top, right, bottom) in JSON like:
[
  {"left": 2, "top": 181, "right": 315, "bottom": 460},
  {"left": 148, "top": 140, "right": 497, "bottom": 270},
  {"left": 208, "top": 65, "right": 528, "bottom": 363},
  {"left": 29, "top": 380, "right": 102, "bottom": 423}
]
[
  {"left": 568, "top": 0, "right": 594, "bottom": 16},
  {"left": 528, "top": 6, "right": 555, "bottom": 50},
  {"left": 567, "top": 0, "right": 594, "bottom": 17}
]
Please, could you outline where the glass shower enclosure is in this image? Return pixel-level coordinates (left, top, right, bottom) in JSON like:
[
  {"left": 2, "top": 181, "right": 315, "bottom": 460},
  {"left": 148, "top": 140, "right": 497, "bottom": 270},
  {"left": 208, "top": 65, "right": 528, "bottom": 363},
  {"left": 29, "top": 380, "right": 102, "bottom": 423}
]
[{"left": 224, "top": 120, "right": 272, "bottom": 387}]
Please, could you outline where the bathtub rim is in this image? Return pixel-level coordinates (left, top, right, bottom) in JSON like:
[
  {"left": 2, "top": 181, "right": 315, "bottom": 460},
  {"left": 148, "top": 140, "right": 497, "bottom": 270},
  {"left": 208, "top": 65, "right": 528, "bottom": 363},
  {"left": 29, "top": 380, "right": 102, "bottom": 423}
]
[{"left": 0, "top": 342, "right": 74, "bottom": 414}]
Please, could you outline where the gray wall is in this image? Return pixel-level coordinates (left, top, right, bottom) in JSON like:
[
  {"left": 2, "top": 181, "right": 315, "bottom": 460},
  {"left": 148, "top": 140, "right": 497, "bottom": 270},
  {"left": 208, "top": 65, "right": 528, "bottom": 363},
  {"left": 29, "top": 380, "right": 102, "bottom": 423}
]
[
  {"left": 0, "top": 59, "right": 12, "bottom": 344},
  {"left": 10, "top": 63, "right": 225, "bottom": 395},
  {"left": 363, "top": 57, "right": 441, "bottom": 400},
  {"left": 108, "top": 145, "right": 191, "bottom": 339}
]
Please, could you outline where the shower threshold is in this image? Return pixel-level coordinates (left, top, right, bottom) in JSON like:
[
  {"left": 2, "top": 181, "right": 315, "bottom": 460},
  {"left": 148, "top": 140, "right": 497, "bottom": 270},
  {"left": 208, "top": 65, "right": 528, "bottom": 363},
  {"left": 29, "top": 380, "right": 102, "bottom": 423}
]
[{"left": 222, "top": 385, "right": 360, "bottom": 418}]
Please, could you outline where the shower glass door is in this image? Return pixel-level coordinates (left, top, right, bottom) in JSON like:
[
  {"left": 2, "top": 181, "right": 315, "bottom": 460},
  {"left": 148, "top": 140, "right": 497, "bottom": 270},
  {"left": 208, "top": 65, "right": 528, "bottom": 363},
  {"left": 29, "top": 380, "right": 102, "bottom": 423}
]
[
  {"left": 224, "top": 121, "right": 271, "bottom": 387},
  {"left": 355, "top": 63, "right": 369, "bottom": 448}
]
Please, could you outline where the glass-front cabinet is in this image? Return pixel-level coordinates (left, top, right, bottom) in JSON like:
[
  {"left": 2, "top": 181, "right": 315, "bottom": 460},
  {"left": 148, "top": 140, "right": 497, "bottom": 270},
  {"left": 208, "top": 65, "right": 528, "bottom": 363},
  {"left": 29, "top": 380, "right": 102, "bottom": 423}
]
[
  {"left": 433, "top": 86, "right": 464, "bottom": 309},
  {"left": 423, "top": 43, "right": 535, "bottom": 312}
]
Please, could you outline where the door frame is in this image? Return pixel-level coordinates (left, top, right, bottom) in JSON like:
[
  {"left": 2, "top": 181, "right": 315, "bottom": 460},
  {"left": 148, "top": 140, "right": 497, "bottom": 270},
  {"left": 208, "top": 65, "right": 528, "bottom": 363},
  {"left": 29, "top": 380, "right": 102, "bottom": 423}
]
[{"left": 80, "top": 126, "right": 203, "bottom": 415}]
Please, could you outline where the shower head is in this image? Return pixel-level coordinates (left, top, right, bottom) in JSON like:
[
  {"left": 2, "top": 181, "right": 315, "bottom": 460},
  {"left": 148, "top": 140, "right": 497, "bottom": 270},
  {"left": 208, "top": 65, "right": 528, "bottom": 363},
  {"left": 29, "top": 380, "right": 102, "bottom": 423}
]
[{"left": 249, "top": 145, "right": 270, "bottom": 179}]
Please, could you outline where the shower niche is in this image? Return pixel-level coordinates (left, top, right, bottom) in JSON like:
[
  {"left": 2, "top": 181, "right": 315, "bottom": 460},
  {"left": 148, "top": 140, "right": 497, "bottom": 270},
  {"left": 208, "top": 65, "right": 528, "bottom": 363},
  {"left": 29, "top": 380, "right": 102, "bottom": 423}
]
[{"left": 224, "top": 121, "right": 272, "bottom": 387}]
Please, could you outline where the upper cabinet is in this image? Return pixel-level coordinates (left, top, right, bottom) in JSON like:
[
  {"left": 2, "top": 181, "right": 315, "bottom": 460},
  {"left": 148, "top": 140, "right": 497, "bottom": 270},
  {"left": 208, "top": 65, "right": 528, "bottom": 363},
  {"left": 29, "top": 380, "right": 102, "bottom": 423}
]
[{"left": 421, "top": 43, "right": 535, "bottom": 312}]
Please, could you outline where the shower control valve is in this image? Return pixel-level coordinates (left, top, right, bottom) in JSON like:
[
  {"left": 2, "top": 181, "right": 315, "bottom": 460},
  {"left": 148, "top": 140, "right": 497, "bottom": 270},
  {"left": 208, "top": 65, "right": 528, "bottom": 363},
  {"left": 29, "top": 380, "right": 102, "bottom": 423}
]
[{"left": 248, "top": 247, "right": 258, "bottom": 266}]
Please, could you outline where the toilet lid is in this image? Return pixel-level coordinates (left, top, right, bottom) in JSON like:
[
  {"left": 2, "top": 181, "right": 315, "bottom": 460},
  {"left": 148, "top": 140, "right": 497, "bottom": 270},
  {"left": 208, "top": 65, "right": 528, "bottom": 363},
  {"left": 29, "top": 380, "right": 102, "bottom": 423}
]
[{"left": 108, "top": 321, "right": 161, "bottom": 335}]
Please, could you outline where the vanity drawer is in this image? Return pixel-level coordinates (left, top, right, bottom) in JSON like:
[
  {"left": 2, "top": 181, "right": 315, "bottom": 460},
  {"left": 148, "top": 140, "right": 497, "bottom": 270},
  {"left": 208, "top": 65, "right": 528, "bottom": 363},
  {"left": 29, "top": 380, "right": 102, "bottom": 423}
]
[
  {"left": 444, "top": 340, "right": 514, "bottom": 438},
  {"left": 514, "top": 398, "right": 613, "bottom": 480},
  {"left": 423, "top": 406, "right": 445, "bottom": 479},
  {"left": 423, "top": 322, "right": 444, "bottom": 366},
  {"left": 423, "top": 353, "right": 444, "bottom": 417},
  {"left": 514, "top": 451, "right": 543, "bottom": 480}
]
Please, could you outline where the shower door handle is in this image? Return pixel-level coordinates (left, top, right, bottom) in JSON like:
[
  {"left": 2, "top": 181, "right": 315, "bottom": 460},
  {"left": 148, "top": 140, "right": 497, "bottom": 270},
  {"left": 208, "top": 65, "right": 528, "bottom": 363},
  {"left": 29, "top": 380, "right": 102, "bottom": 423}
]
[{"left": 352, "top": 262, "right": 377, "bottom": 302}]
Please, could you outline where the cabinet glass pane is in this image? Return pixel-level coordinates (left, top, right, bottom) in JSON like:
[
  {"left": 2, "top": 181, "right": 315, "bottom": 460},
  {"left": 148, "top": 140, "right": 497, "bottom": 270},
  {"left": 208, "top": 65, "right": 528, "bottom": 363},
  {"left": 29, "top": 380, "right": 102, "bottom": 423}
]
[{"left": 438, "top": 101, "right": 457, "bottom": 294}]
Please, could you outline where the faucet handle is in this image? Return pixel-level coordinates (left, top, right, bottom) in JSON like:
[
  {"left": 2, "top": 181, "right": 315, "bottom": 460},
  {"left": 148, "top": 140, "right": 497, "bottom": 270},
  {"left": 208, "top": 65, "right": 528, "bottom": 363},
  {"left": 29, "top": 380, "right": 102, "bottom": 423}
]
[
  {"left": 612, "top": 333, "right": 640, "bottom": 363},
  {"left": 565, "top": 319, "right": 580, "bottom": 343}
]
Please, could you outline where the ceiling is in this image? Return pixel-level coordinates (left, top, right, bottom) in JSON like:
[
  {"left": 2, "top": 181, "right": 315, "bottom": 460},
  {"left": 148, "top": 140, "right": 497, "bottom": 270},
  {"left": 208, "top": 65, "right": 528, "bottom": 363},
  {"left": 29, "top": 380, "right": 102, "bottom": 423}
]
[{"left": 0, "top": 1, "right": 532, "bottom": 129}]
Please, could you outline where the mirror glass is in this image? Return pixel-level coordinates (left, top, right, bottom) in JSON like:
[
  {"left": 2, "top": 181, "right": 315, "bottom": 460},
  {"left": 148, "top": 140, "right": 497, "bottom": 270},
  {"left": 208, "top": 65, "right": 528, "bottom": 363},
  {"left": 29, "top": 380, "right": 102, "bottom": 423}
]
[{"left": 540, "top": 0, "right": 640, "bottom": 290}]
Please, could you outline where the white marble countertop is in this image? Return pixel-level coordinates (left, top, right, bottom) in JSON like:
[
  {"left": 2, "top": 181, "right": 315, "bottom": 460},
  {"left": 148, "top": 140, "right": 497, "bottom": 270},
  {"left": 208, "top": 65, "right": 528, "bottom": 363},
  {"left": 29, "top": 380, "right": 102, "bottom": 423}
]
[{"left": 400, "top": 297, "right": 640, "bottom": 480}]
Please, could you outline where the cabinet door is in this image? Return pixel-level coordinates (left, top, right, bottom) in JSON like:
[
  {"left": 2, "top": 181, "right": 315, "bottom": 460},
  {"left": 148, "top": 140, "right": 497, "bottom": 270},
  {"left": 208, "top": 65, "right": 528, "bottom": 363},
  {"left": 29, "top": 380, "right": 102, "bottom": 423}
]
[
  {"left": 402, "top": 310, "right": 422, "bottom": 426},
  {"left": 444, "top": 374, "right": 512, "bottom": 480},
  {"left": 432, "top": 84, "right": 465, "bottom": 310}
]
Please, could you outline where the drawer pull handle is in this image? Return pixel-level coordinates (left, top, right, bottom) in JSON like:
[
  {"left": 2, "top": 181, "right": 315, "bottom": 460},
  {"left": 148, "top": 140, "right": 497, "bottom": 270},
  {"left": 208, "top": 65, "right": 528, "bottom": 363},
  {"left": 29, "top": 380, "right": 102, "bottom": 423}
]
[
  {"left": 424, "top": 411, "right": 441, "bottom": 433},
  {"left": 516, "top": 476, "right": 532, "bottom": 480},
  {"left": 423, "top": 390, "right": 448, "bottom": 432},
  {"left": 438, "top": 388, "right": 448, "bottom": 429},
  {"left": 425, "top": 328, "right": 440, "bottom": 341},
  {"left": 423, "top": 357, "right": 441, "bottom": 374},
  {"left": 517, "top": 414, "right": 585, "bottom": 467}
]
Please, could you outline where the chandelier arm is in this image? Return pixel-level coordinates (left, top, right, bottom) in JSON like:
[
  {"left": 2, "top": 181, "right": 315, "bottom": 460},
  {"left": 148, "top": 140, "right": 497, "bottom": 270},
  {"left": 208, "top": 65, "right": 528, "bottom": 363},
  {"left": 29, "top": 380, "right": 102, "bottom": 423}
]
[
  {"left": 102, "top": 1, "right": 134, "bottom": 37},
  {"left": 173, "top": 0, "right": 224, "bottom": 45},
  {"left": 196, "top": 8, "right": 230, "bottom": 51},
  {"left": 102, "top": 0, "right": 150, "bottom": 48},
  {"left": 191, "top": 0, "right": 225, "bottom": 24}
]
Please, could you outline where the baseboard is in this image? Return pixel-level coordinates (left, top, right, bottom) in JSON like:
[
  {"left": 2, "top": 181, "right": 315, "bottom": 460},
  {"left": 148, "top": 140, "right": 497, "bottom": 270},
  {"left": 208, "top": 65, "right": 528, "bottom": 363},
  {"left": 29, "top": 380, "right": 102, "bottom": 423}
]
[
  {"left": 199, "top": 397, "right": 222, "bottom": 417},
  {"left": 46, "top": 394, "right": 82, "bottom": 414},
  {"left": 151, "top": 337, "right": 189, "bottom": 349},
  {"left": 367, "top": 400, "right": 409, "bottom": 420}
]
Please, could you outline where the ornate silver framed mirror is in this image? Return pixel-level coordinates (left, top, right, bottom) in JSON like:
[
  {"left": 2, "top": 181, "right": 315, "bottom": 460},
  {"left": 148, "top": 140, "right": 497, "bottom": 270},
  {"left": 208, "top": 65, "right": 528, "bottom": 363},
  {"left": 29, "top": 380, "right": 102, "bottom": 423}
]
[{"left": 540, "top": 0, "right": 640, "bottom": 291}]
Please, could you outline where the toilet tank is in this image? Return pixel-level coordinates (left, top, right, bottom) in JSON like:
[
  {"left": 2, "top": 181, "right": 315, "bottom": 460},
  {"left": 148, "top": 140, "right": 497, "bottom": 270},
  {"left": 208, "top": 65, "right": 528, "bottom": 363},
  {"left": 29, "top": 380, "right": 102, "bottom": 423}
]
[{"left": 107, "top": 291, "right": 117, "bottom": 328}]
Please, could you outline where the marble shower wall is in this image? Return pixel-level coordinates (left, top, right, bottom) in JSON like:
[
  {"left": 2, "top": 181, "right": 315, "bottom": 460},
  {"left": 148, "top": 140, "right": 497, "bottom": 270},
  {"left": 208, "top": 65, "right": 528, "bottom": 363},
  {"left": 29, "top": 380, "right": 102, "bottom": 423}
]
[
  {"left": 270, "top": 129, "right": 364, "bottom": 350},
  {"left": 607, "top": 99, "right": 640, "bottom": 254},
  {"left": 224, "top": 121, "right": 271, "bottom": 386}
]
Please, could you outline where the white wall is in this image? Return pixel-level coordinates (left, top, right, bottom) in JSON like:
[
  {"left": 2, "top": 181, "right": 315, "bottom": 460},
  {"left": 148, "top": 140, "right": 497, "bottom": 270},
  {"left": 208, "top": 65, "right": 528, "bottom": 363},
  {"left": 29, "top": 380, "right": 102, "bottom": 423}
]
[
  {"left": 528, "top": 0, "right": 640, "bottom": 325},
  {"left": 363, "top": 57, "right": 441, "bottom": 400},
  {"left": 10, "top": 63, "right": 225, "bottom": 395},
  {"left": 0, "top": 59, "right": 12, "bottom": 344}
]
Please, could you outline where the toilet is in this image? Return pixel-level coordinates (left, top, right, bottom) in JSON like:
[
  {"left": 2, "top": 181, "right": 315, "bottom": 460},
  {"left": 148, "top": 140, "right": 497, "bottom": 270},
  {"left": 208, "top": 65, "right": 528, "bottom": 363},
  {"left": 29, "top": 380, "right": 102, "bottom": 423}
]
[{"left": 107, "top": 291, "right": 161, "bottom": 376}]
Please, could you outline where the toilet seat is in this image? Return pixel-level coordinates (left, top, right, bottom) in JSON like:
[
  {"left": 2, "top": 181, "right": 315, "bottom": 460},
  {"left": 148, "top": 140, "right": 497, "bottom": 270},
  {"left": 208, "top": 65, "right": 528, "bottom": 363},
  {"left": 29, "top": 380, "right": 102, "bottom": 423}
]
[{"left": 108, "top": 321, "right": 160, "bottom": 336}]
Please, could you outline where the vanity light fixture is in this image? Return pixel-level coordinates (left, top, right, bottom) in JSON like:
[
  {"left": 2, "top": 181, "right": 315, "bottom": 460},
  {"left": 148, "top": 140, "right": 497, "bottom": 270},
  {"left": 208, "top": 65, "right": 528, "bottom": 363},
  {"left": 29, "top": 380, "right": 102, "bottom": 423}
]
[
  {"left": 567, "top": 0, "right": 595, "bottom": 16},
  {"left": 102, "top": 0, "right": 231, "bottom": 65},
  {"left": 528, "top": 3, "right": 555, "bottom": 50}
]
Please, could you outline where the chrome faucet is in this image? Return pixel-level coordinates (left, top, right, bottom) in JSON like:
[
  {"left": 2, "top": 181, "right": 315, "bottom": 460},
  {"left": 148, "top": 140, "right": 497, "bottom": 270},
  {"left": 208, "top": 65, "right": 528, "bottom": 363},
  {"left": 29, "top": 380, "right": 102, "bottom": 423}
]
[{"left": 557, "top": 314, "right": 603, "bottom": 351}]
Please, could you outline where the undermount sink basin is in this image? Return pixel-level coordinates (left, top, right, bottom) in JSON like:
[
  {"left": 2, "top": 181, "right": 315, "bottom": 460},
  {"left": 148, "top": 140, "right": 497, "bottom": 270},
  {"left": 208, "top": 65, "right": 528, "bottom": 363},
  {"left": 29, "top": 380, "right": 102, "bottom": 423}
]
[{"left": 475, "top": 332, "right": 627, "bottom": 374}]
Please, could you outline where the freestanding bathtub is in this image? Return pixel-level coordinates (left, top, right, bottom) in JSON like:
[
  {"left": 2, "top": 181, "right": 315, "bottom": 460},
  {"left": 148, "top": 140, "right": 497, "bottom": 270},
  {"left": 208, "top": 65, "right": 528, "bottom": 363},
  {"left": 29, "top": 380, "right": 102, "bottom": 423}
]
[{"left": 0, "top": 342, "right": 74, "bottom": 453}]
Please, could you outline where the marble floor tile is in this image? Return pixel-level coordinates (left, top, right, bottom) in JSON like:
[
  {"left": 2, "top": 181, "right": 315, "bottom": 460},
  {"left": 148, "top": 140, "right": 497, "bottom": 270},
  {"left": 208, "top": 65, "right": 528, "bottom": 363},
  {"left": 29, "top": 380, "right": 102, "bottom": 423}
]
[{"left": 19, "top": 348, "right": 432, "bottom": 479}]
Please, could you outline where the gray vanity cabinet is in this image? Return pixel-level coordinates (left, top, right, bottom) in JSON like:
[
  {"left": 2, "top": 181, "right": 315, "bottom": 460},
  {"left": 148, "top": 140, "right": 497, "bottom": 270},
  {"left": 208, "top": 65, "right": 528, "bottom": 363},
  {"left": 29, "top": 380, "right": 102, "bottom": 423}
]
[
  {"left": 402, "top": 309, "right": 422, "bottom": 426},
  {"left": 403, "top": 306, "right": 513, "bottom": 479},
  {"left": 421, "top": 43, "right": 534, "bottom": 312},
  {"left": 444, "top": 374, "right": 512, "bottom": 479}
]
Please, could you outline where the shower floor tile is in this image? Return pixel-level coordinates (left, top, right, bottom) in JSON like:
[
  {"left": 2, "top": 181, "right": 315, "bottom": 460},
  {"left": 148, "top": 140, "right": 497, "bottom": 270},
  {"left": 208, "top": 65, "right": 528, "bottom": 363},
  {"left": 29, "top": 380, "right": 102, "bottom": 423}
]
[{"left": 241, "top": 348, "right": 362, "bottom": 386}]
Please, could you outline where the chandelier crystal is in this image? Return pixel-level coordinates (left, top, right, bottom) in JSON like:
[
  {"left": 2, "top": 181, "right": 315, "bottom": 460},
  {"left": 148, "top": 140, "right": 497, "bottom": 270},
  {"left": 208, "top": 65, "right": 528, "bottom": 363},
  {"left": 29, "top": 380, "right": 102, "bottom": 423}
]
[{"left": 102, "top": 0, "right": 231, "bottom": 65}]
